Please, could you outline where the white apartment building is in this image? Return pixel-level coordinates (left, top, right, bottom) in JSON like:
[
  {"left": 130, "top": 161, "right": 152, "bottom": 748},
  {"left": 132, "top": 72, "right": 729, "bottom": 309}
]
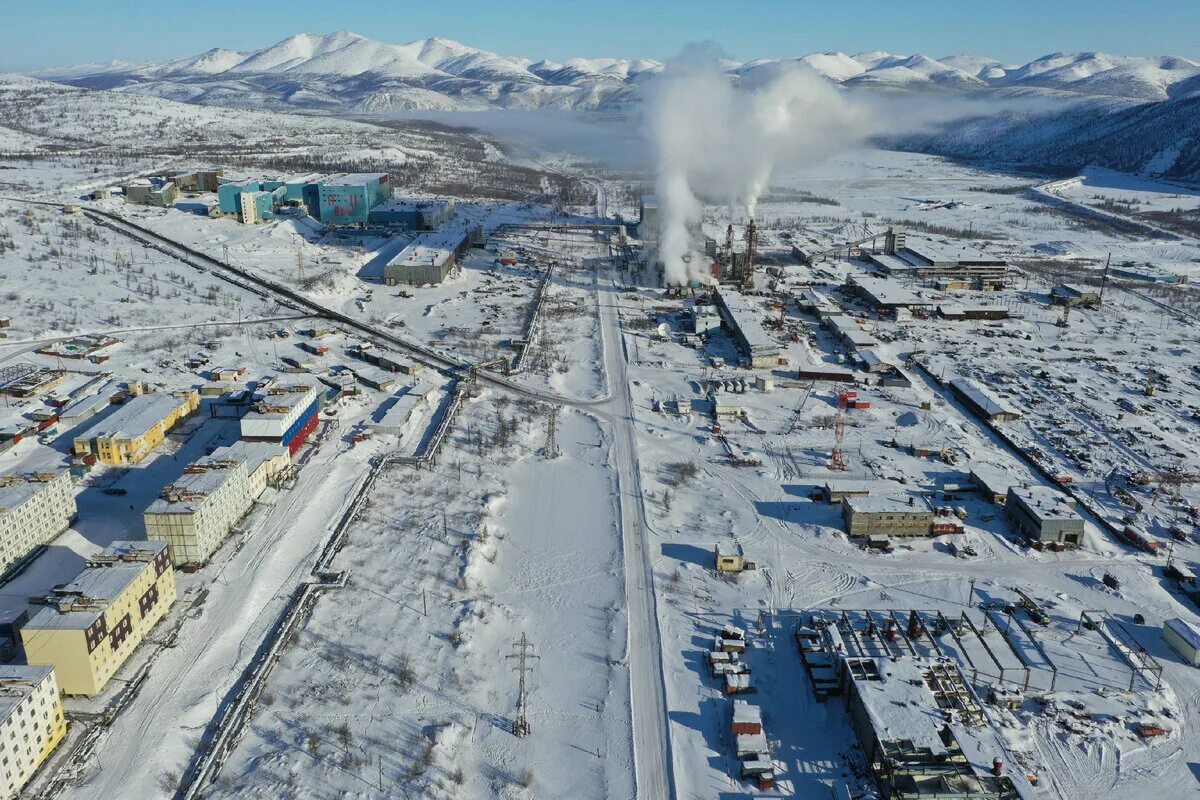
[
  {"left": 0, "top": 665, "right": 66, "bottom": 797},
  {"left": 0, "top": 463, "right": 76, "bottom": 576}
]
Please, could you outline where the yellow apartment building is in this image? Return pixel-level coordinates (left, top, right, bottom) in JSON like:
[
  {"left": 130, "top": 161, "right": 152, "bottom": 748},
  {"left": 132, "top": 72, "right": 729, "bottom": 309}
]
[
  {"left": 0, "top": 665, "right": 66, "bottom": 797},
  {"left": 72, "top": 390, "right": 199, "bottom": 465},
  {"left": 21, "top": 541, "right": 176, "bottom": 696}
]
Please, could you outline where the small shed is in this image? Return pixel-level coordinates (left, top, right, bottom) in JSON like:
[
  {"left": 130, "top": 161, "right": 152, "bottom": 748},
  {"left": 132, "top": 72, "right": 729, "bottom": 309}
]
[
  {"left": 731, "top": 700, "right": 763, "bottom": 735},
  {"left": 1163, "top": 618, "right": 1200, "bottom": 666},
  {"left": 715, "top": 543, "right": 755, "bottom": 573}
]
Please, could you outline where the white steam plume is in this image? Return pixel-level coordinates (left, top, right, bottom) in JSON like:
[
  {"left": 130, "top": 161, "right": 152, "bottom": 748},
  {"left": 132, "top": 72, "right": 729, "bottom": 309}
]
[{"left": 645, "top": 47, "right": 876, "bottom": 285}]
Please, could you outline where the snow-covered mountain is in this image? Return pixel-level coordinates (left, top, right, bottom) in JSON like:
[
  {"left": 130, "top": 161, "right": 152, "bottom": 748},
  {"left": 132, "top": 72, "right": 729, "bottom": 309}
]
[{"left": 34, "top": 31, "right": 1200, "bottom": 114}]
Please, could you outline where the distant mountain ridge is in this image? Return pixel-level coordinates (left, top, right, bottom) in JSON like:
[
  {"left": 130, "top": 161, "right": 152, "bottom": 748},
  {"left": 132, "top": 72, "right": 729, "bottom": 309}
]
[
  {"left": 33, "top": 31, "right": 1200, "bottom": 115},
  {"left": 27, "top": 32, "right": 1200, "bottom": 183}
]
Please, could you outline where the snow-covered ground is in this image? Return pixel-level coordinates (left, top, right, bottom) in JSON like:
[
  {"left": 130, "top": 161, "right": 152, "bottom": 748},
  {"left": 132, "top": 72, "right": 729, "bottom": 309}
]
[{"left": 7, "top": 83, "right": 1200, "bottom": 800}]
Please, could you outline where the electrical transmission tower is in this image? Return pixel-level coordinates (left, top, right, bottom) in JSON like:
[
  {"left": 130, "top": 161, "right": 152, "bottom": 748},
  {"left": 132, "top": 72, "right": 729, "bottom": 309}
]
[
  {"left": 508, "top": 633, "right": 539, "bottom": 737},
  {"left": 831, "top": 391, "right": 849, "bottom": 471},
  {"left": 543, "top": 406, "right": 560, "bottom": 459}
]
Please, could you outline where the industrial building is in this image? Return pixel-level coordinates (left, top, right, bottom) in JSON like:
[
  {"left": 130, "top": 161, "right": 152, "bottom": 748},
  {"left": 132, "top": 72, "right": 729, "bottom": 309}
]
[
  {"left": 21, "top": 541, "right": 176, "bottom": 697},
  {"left": 866, "top": 228, "right": 1014, "bottom": 290},
  {"left": 845, "top": 275, "right": 932, "bottom": 313},
  {"left": 859, "top": 350, "right": 892, "bottom": 374},
  {"left": 240, "top": 383, "right": 322, "bottom": 455},
  {"left": 369, "top": 383, "right": 439, "bottom": 436},
  {"left": 0, "top": 364, "right": 66, "bottom": 398},
  {"left": 1111, "top": 263, "right": 1189, "bottom": 285},
  {"left": 1050, "top": 284, "right": 1100, "bottom": 308},
  {"left": 383, "top": 229, "right": 471, "bottom": 286},
  {"left": 969, "top": 464, "right": 1016, "bottom": 504},
  {"left": 217, "top": 180, "right": 287, "bottom": 224},
  {"left": 842, "top": 495, "right": 934, "bottom": 538},
  {"left": 1005, "top": 485, "right": 1085, "bottom": 547},
  {"left": 949, "top": 379, "right": 1022, "bottom": 422},
  {"left": 217, "top": 172, "right": 391, "bottom": 225},
  {"left": 688, "top": 304, "right": 722, "bottom": 336},
  {"left": 368, "top": 198, "right": 456, "bottom": 230},
  {"left": 144, "top": 452, "right": 255, "bottom": 567},
  {"left": 1163, "top": 618, "right": 1200, "bottom": 666},
  {"left": 318, "top": 173, "right": 392, "bottom": 225},
  {"left": 0, "top": 665, "right": 66, "bottom": 797},
  {"left": 168, "top": 169, "right": 224, "bottom": 193},
  {"left": 713, "top": 288, "right": 780, "bottom": 368},
  {"left": 824, "top": 314, "right": 877, "bottom": 350},
  {"left": 638, "top": 195, "right": 659, "bottom": 241},
  {"left": 838, "top": 650, "right": 1019, "bottom": 800},
  {"left": 122, "top": 178, "right": 178, "bottom": 208},
  {"left": 0, "top": 461, "right": 77, "bottom": 577},
  {"left": 72, "top": 390, "right": 200, "bottom": 465},
  {"left": 936, "top": 305, "right": 1010, "bottom": 321}
]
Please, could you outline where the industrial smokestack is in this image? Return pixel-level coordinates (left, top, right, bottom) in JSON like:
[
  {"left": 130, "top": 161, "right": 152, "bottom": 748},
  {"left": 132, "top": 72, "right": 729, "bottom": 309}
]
[{"left": 644, "top": 46, "right": 875, "bottom": 287}]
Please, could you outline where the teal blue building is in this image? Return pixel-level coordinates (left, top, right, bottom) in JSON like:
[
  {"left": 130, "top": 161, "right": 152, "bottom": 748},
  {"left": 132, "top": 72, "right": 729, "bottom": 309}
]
[
  {"left": 216, "top": 181, "right": 286, "bottom": 223},
  {"left": 217, "top": 172, "right": 391, "bottom": 225},
  {"left": 317, "top": 173, "right": 392, "bottom": 225}
]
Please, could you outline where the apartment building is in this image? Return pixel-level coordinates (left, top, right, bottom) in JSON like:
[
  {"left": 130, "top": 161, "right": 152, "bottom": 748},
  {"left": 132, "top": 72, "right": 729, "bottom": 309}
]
[
  {"left": 72, "top": 390, "right": 199, "bottom": 465},
  {"left": 144, "top": 443, "right": 289, "bottom": 567},
  {"left": 144, "top": 457, "right": 250, "bottom": 567},
  {"left": 21, "top": 541, "right": 176, "bottom": 696},
  {"left": 0, "top": 463, "right": 76, "bottom": 576},
  {"left": 0, "top": 666, "right": 66, "bottom": 797}
]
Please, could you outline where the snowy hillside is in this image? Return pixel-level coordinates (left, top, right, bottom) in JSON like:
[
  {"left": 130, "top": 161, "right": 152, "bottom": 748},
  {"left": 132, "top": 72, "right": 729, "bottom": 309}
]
[
  {"left": 889, "top": 91, "right": 1200, "bottom": 184},
  {"left": 34, "top": 31, "right": 1200, "bottom": 114}
]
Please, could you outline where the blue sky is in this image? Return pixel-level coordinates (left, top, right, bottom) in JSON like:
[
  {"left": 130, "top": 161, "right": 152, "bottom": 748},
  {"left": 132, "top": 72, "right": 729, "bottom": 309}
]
[{"left": 3, "top": 0, "right": 1196, "bottom": 72}]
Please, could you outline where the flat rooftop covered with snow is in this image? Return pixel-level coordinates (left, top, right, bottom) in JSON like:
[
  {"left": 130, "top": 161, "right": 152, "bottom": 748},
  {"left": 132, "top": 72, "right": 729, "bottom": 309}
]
[
  {"left": 74, "top": 392, "right": 187, "bottom": 441},
  {"left": 714, "top": 288, "right": 780, "bottom": 358},
  {"left": 949, "top": 377, "right": 1022, "bottom": 420},
  {"left": 26, "top": 541, "right": 168, "bottom": 631},
  {"left": 322, "top": 172, "right": 388, "bottom": 186},
  {"left": 848, "top": 655, "right": 950, "bottom": 754},
  {"left": 848, "top": 275, "right": 932, "bottom": 308},
  {"left": 1007, "top": 485, "right": 1080, "bottom": 523},
  {"left": 844, "top": 494, "right": 929, "bottom": 514},
  {"left": 826, "top": 314, "right": 877, "bottom": 347},
  {"left": 867, "top": 251, "right": 920, "bottom": 274},
  {"left": 145, "top": 460, "right": 245, "bottom": 515},
  {"left": 387, "top": 229, "right": 469, "bottom": 269},
  {"left": 901, "top": 237, "right": 1005, "bottom": 266}
]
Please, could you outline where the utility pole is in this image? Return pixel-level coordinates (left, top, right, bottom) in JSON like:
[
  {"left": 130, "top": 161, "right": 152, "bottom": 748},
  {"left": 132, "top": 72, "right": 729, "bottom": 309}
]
[
  {"left": 508, "top": 633, "right": 538, "bottom": 737},
  {"left": 1098, "top": 251, "right": 1111, "bottom": 306},
  {"left": 543, "top": 406, "right": 560, "bottom": 459}
]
